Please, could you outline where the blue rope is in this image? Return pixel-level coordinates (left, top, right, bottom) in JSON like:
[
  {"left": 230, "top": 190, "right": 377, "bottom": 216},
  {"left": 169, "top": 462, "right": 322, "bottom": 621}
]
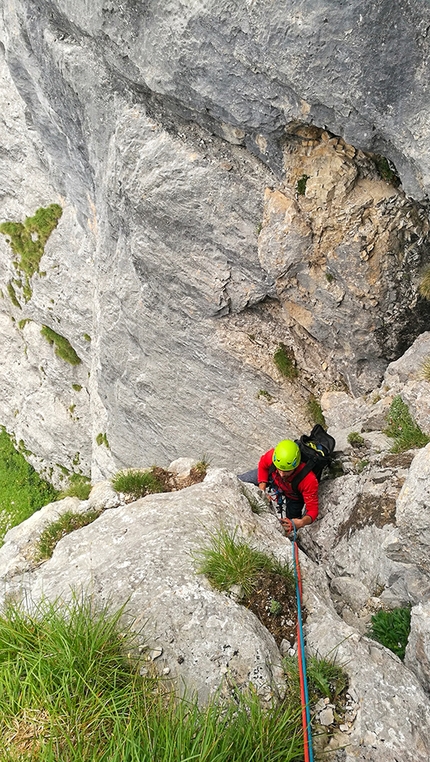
[{"left": 291, "top": 525, "right": 314, "bottom": 762}]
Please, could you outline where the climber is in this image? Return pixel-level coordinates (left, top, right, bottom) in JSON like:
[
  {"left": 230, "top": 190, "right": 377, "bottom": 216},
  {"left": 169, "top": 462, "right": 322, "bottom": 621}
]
[{"left": 238, "top": 439, "right": 318, "bottom": 531}]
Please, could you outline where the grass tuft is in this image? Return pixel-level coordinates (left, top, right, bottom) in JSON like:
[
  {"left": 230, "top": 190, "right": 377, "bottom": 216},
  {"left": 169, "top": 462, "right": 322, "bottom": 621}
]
[
  {"left": 283, "top": 653, "right": 348, "bottom": 715},
  {"left": 296, "top": 174, "right": 309, "bottom": 195},
  {"left": 367, "top": 607, "right": 411, "bottom": 660},
  {"left": 35, "top": 510, "right": 101, "bottom": 560},
  {"left": 419, "top": 356, "right": 430, "bottom": 381},
  {"left": 195, "top": 527, "right": 294, "bottom": 597},
  {"left": 112, "top": 467, "right": 172, "bottom": 500},
  {"left": 58, "top": 473, "right": 92, "bottom": 501},
  {"left": 41, "top": 325, "right": 81, "bottom": 365},
  {"left": 347, "top": 431, "right": 365, "bottom": 447},
  {"left": 7, "top": 281, "right": 22, "bottom": 309},
  {"left": 306, "top": 394, "right": 326, "bottom": 427},
  {"left": 273, "top": 344, "right": 299, "bottom": 379},
  {"left": 384, "top": 395, "right": 430, "bottom": 452},
  {"left": 419, "top": 265, "right": 430, "bottom": 300}
]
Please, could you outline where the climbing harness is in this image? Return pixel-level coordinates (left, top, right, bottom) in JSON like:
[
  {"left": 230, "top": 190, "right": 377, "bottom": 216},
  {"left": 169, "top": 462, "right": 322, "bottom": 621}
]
[{"left": 291, "top": 525, "right": 314, "bottom": 762}]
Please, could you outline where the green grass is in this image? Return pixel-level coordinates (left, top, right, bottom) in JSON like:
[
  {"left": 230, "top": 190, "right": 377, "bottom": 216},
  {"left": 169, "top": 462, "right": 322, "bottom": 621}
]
[
  {"left": 306, "top": 394, "right": 326, "bottom": 427},
  {"left": 373, "top": 155, "right": 400, "bottom": 185},
  {"left": 0, "top": 427, "right": 58, "bottom": 543},
  {"left": 40, "top": 325, "right": 81, "bottom": 365},
  {"left": 0, "top": 204, "right": 62, "bottom": 302},
  {"left": 58, "top": 473, "right": 92, "bottom": 501},
  {"left": 195, "top": 527, "right": 294, "bottom": 597},
  {"left": 35, "top": 510, "right": 101, "bottom": 560},
  {"left": 296, "top": 174, "right": 309, "bottom": 195},
  {"left": 112, "top": 467, "right": 171, "bottom": 500},
  {"left": 257, "top": 389, "right": 274, "bottom": 402},
  {"left": 7, "top": 281, "right": 22, "bottom": 309},
  {"left": 0, "top": 597, "right": 304, "bottom": 762},
  {"left": 347, "top": 431, "right": 365, "bottom": 446},
  {"left": 419, "top": 356, "right": 430, "bottom": 381},
  {"left": 273, "top": 344, "right": 299, "bottom": 380},
  {"left": 283, "top": 654, "right": 348, "bottom": 713},
  {"left": 367, "top": 607, "right": 411, "bottom": 660},
  {"left": 419, "top": 265, "right": 430, "bottom": 300},
  {"left": 384, "top": 395, "right": 430, "bottom": 452}
]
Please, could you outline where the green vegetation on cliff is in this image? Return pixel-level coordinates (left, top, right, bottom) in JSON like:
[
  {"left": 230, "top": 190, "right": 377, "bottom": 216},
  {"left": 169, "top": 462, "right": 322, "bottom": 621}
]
[
  {"left": 40, "top": 325, "right": 81, "bottom": 365},
  {"left": 0, "top": 204, "right": 62, "bottom": 303},
  {"left": 0, "top": 428, "right": 58, "bottom": 542}
]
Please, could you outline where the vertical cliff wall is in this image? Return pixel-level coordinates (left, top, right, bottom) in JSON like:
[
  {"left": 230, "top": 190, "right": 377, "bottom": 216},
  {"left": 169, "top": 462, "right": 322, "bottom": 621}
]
[{"left": 1, "top": 0, "right": 430, "bottom": 484}]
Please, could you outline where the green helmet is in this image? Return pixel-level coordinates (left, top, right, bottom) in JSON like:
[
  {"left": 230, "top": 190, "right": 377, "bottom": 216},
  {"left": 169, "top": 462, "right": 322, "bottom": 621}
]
[{"left": 272, "top": 440, "right": 301, "bottom": 471}]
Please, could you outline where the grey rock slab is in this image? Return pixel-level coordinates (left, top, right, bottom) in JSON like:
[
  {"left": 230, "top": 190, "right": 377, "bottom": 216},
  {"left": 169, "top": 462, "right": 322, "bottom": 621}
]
[
  {"left": 0, "top": 497, "right": 83, "bottom": 580},
  {"left": 330, "top": 576, "right": 370, "bottom": 613},
  {"left": 2, "top": 469, "right": 292, "bottom": 704},
  {"left": 383, "top": 332, "right": 430, "bottom": 436},
  {"left": 405, "top": 601, "right": 430, "bottom": 695},
  {"left": 305, "top": 606, "right": 430, "bottom": 762},
  {"left": 16, "top": 0, "right": 430, "bottom": 198},
  {"left": 394, "top": 444, "right": 430, "bottom": 573}
]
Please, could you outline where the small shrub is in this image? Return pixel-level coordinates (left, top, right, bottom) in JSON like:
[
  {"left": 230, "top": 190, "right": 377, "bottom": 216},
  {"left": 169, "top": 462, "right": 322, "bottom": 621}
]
[
  {"left": 72, "top": 383, "right": 82, "bottom": 391},
  {"left": 347, "top": 431, "right": 365, "bottom": 447},
  {"left": 83, "top": 333, "right": 91, "bottom": 342},
  {"left": 368, "top": 607, "right": 411, "bottom": 660},
  {"left": 296, "top": 174, "right": 309, "bottom": 195},
  {"left": 384, "top": 395, "right": 430, "bottom": 452},
  {"left": 306, "top": 394, "right": 326, "bottom": 427},
  {"left": 195, "top": 527, "right": 293, "bottom": 596},
  {"left": 112, "top": 467, "right": 172, "bottom": 499},
  {"left": 96, "top": 432, "right": 109, "bottom": 447},
  {"left": 325, "top": 271, "right": 335, "bottom": 283},
  {"left": 273, "top": 343, "right": 299, "bottom": 379},
  {"left": 41, "top": 325, "right": 81, "bottom": 365},
  {"left": 269, "top": 599, "right": 282, "bottom": 616},
  {"left": 36, "top": 509, "right": 101, "bottom": 560}
]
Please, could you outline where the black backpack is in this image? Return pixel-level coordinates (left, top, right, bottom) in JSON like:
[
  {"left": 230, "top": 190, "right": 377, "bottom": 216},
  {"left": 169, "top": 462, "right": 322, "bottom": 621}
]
[{"left": 291, "top": 424, "right": 336, "bottom": 494}]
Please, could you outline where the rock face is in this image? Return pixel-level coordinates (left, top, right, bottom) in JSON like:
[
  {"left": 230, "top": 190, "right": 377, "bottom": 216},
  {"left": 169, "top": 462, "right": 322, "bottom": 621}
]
[{"left": 1, "top": 1, "right": 430, "bottom": 484}]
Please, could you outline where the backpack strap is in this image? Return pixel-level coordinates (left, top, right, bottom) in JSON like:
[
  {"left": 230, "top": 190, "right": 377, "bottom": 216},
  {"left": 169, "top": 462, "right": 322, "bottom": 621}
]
[{"left": 291, "top": 458, "right": 316, "bottom": 495}]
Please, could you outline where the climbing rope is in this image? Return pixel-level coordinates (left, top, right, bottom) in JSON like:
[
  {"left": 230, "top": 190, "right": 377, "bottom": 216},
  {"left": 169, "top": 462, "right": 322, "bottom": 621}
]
[{"left": 291, "top": 524, "right": 314, "bottom": 762}]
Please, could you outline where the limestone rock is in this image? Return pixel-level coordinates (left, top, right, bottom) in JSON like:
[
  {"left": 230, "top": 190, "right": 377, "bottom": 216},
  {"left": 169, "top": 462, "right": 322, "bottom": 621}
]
[
  {"left": 1, "top": 3, "right": 430, "bottom": 482},
  {"left": 405, "top": 602, "right": 430, "bottom": 694}
]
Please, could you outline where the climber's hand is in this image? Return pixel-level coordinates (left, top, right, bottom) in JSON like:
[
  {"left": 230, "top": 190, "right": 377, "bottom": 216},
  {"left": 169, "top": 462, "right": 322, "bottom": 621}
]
[{"left": 280, "top": 517, "right": 293, "bottom": 533}]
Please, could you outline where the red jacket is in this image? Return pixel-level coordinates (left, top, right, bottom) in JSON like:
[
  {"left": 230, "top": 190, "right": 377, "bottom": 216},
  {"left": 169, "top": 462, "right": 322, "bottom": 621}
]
[{"left": 257, "top": 448, "right": 319, "bottom": 522}]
